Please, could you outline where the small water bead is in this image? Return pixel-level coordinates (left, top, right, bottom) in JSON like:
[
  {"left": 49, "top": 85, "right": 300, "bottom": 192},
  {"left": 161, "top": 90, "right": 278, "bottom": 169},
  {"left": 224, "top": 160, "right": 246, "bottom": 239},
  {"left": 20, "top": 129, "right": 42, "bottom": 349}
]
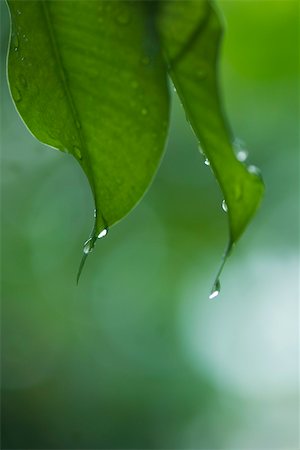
[
  {"left": 209, "top": 279, "right": 221, "bottom": 300},
  {"left": 204, "top": 158, "right": 210, "bottom": 166},
  {"left": 83, "top": 238, "right": 93, "bottom": 254},
  {"left": 233, "top": 137, "right": 245, "bottom": 150},
  {"left": 12, "top": 86, "right": 22, "bottom": 103},
  {"left": 12, "top": 33, "right": 19, "bottom": 50},
  {"left": 237, "top": 149, "right": 248, "bottom": 162},
  {"left": 98, "top": 228, "right": 108, "bottom": 239},
  {"left": 248, "top": 165, "right": 261, "bottom": 176},
  {"left": 221, "top": 200, "right": 228, "bottom": 212},
  {"left": 233, "top": 138, "right": 248, "bottom": 162},
  {"left": 93, "top": 209, "right": 97, "bottom": 218}
]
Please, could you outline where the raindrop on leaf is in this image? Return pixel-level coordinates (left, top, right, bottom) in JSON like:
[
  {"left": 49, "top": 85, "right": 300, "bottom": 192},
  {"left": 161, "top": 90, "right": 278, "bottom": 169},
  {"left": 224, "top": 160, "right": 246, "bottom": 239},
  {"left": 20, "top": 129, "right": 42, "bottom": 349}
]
[
  {"left": 98, "top": 228, "right": 108, "bottom": 239},
  {"left": 209, "top": 279, "right": 220, "bottom": 300},
  {"left": 221, "top": 199, "right": 228, "bottom": 212}
]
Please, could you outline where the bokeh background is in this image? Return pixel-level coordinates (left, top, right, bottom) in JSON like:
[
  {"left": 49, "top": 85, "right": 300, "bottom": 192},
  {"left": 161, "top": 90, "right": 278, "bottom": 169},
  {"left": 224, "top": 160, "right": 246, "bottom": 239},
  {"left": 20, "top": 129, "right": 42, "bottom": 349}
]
[{"left": 1, "top": 1, "right": 299, "bottom": 448}]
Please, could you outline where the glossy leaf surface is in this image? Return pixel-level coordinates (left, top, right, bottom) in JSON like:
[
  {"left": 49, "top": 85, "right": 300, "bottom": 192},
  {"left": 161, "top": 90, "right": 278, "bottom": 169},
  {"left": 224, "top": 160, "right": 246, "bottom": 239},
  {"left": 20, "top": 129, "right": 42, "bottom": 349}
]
[
  {"left": 7, "top": 0, "right": 169, "bottom": 238},
  {"left": 157, "top": 1, "right": 264, "bottom": 245}
]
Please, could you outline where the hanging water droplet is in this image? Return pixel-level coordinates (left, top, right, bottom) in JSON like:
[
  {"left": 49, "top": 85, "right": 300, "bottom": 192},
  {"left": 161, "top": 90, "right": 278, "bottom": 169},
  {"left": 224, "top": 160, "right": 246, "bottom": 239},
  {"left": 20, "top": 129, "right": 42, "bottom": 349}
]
[
  {"left": 173, "top": 85, "right": 177, "bottom": 93},
  {"left": 98, "top": 228, "right": 108, "bottom": 239},
  {"left": 73, "top": 146, "right": 82, "bottom": 160},
  {"left": 141, "top": 108, "right": 148, "bottom": 116},
  {"left": 233, "top": 137, "right": 245, "bottom": 149},
  {"left": 237, "top": 149, "right": 248, "bottom": 162},
  {"left": 248, "top": 165, "right": 261, "bottom": 176},
  {"left": 198, "top": 143, "right": 204, "bottom": 154},
  {"left": 93, "top": 209, "right": 97, "bottom": 218},
  {"left": 233, "top": 137, "right": 248, "bottom": 162},
  {"left": 12, "top": 33, "right": 19, "bottom": 50},
  {"left": 209, "top": 279, "right": 221, "bottom": 300},
  {"left": 83, "top": 238, "right": 93, "bottom": 254},
  {"left": 221, "top": 200, "right": 228, "bottom": 212},
  {"left": 204, "top": 158, "right": 210, "bottom": 166},
  {"left": 12, "top": 86, "right": 22, "bottom": 103}
]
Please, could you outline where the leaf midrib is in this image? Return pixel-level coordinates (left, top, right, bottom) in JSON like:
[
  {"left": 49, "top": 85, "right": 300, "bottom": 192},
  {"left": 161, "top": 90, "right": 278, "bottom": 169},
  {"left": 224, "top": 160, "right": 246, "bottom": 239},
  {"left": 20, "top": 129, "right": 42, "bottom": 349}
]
[
  {"left": 41, "top": 0, "right": 106, "bottom": 226},
  {"left": 41, "top": 5, "right": 90, "bottom": 172}
]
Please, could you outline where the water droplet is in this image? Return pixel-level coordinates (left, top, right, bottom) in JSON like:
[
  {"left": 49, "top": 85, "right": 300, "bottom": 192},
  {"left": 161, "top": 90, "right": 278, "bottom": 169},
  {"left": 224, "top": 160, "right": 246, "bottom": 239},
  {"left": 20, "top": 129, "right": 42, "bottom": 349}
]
[
  {"left": 141, "top": 56, "right": 150, "bottom": 65},
  {"left": 233, "top": 137, "right": 245, "bottom": 149},
  {"left": 17, "top": 9, "right": 21, "bottom": 15},
  {"left": 21, "top": 56, "right": 25, "bottom": 62},
  {"left": 83, "top": 238, "right": 93, "bottom": 254},
  {"left": 233, "top": 138, "right": 249, "bottom": 162},
  {"left": 98, "top": 228, "right": 108, "bottom": 239},
  {"left": 93, "top": 209, "right": 97, "bottom": 218},
  {"left": 209, "top": 279, "right": 220, "bottom": 300},
  {"left": 11, "top": 86, "right": 21, "bottom": 102},
  {"left": 73, "top": 146, "right": 82, "bottom": 160},
  {"left": 173, "top": 85, "right": 177, "bottom": 93},
  {"left": 141, "top": 108, "right": 148, "bottom": 116},
  {"left": 12, "top": 33, "right": 19, "bottom": 50},
  {"left": 248, "top": 165, "right": 261, "bottom": 176},
  {"left": 221, "top": 200, "right": 228, "bottom": 212},
  {"left": 204, "top": 158, "right": 210, "bottom": 166},
  {"left": 237, "top": 149, "right": 248, "bottom": 162}
]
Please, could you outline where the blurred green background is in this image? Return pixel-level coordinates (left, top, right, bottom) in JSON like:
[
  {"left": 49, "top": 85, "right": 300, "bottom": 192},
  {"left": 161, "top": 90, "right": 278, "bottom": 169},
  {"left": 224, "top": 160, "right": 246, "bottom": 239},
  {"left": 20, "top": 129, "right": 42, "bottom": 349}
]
[{"left": 1, "top": 1, "right": 299, "bottom": 448}]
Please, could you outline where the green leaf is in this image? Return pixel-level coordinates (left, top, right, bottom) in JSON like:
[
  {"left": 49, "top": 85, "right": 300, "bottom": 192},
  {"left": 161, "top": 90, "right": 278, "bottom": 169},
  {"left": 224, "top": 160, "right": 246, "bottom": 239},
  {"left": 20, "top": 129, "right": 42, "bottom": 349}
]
[
  {"left": 6, "top": 0, "right": 169, "bottom": 278},
  {"left": 6, "top": 0, "right": 264, "bottom": 293},
  {"left": 157, "top": 0, "right": 264, "bottom": 295}
]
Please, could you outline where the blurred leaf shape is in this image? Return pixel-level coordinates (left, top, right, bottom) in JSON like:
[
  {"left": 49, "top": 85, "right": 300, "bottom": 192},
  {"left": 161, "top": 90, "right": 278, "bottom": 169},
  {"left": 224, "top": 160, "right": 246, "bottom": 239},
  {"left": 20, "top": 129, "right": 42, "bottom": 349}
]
[{"left": 7, "top": 0, "right": 263, "bottom": 290}]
